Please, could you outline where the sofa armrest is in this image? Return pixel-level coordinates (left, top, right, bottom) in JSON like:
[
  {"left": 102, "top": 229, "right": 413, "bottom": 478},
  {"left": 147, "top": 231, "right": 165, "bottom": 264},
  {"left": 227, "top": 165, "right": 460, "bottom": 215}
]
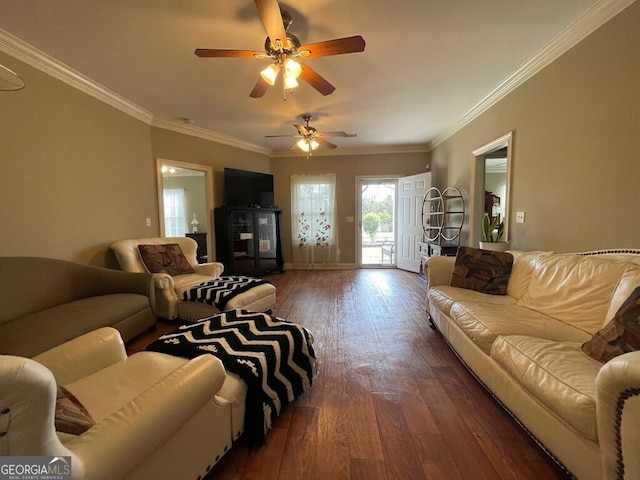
[
  {"left": 193, "top": 262, "right": 225, "bottom": 277},
  {"left": 424, "top": 256, "right": 455, "bottom": 288},
  {"left": 596, "top": 351, "right": 640, "bottom": 480},
  {"left": 64, "top": 354, "right": 226, "bottom": 480},
  {"left": 33, "top": 327, "right": 127, "bottom": 385}
]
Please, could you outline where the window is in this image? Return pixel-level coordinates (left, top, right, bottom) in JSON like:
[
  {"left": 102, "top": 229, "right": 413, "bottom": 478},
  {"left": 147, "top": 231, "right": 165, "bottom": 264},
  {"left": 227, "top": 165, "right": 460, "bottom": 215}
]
[
  {"left": 163, "top": 188, "right": 186, "bottom": 237},
  {"left": 290, "top": 174, "right": 339, "bottom": 265}
]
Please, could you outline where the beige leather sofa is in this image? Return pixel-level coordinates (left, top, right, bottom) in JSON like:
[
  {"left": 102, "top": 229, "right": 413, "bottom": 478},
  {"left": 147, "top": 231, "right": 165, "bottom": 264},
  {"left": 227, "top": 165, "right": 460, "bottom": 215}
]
[
  {"left": 0, "top": 327, "right": 237, "bottom": 480},
  {"left": 111, "top": 237, "right": 276, "bottom": 320},
  {"left": 0, "top": 257, "right": 156, "bottom": 357},
  {"left": 424, "top": 250, "right": 640, "bottom": 480}
]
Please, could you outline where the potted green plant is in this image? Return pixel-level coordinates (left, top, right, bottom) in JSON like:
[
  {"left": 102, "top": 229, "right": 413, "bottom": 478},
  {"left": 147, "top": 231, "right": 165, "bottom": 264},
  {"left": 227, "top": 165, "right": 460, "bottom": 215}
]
[{"left": 479, "top": 213, "right": 510, "bottom": 252}]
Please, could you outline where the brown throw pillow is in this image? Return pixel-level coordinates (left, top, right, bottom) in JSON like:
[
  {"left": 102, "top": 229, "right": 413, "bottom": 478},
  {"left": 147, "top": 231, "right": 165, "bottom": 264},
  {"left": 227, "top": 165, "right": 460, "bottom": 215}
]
[
  {"left": 55, "top": 385, "right": 95, "bottom": 435},
  {"left": 450, "top": 246, "right": 514, "bottom": 295},
  {"left": 138, "top": 243, "right": 195, "bottom": 276},
  {"left": 582, "top": 286, "right": 640, "bottom": 363}
]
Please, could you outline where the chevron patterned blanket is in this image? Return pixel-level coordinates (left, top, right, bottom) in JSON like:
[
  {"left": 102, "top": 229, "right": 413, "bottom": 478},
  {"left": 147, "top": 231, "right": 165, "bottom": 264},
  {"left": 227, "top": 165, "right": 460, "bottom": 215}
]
[
  {"left": 146, "top": 309, "right": 316, "bottom": 444},
  {"left": 182, "top": 276, "right": 269, "bottom": 310}
]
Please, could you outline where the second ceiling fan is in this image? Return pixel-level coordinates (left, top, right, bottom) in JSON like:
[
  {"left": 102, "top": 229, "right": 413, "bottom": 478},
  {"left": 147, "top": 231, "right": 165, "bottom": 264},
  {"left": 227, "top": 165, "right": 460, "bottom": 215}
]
[
  {"left": 194, "top": 0, "right": 366, "bottom": 98},
  {"left": 266, "top": 114, "right": 356, "bottom": 157}
]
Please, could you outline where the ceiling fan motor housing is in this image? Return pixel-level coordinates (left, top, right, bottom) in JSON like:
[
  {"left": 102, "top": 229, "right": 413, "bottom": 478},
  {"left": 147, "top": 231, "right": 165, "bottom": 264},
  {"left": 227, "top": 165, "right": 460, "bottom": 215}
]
[{"left": 264, "top": 32, "right": 300, "bottom": 55}]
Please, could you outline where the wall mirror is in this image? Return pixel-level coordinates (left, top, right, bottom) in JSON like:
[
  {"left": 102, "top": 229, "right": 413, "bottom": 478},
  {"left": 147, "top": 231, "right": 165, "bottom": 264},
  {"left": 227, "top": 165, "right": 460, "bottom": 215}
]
[
  {"left": 470, "top": 132, "right": 513, "bottom": 247},
  {"left": 156, "top": 158, "right": 214, "bottom": 261}
]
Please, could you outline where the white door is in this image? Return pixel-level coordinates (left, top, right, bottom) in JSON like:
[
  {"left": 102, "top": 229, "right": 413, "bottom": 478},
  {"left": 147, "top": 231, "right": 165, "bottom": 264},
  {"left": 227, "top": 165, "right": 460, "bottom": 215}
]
[{"left": 396, "top": 172, "right": 431, "bottom": 272}]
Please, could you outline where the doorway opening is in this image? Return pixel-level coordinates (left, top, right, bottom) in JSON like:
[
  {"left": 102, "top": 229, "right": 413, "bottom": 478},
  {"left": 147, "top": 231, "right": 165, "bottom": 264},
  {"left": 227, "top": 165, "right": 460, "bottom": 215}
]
[{"left": 357, "top": 178, "right": 397, "bottom": 267}]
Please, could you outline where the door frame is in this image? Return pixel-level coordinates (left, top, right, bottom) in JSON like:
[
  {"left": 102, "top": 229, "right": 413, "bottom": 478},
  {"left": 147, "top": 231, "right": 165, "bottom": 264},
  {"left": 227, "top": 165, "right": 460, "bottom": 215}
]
[{"left": 355, "top": 175, "right": 401, "bottom": 268}]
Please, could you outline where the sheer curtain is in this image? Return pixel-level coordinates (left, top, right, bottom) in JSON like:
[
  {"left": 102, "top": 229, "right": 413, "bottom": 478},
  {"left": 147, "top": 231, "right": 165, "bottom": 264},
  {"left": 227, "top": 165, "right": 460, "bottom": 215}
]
[
  {"left": 290, "top": 174, "right": 340, "bottom": 266},
  {"left": 163, "top": 188, "right": 186, "bottom": 237}
]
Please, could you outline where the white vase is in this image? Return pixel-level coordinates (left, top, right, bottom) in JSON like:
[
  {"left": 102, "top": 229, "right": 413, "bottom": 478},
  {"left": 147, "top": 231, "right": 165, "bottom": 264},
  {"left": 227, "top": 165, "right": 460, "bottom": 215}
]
[{"left": 479, "top": 241, "right": 510, "bottom": 252}]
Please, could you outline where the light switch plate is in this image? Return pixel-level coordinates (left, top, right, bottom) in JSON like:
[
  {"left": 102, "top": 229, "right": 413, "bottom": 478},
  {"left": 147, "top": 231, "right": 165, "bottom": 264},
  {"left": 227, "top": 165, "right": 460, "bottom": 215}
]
[{"left": 516, "top": 211, "right": 525, "bottom": 223}]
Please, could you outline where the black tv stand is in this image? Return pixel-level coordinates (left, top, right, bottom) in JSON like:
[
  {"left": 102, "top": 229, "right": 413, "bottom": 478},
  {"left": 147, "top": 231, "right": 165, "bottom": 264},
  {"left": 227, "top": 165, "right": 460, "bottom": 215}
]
[{"left": 214, "top": 206, "right": 285, "bottom": 276}]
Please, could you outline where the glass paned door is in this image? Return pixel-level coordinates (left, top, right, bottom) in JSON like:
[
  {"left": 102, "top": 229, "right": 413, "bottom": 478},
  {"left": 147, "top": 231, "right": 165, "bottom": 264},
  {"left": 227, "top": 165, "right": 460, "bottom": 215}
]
[
  {"left": 232, "top": 210, "right": 255, "bottom": 275},
  {"left": 358, "top": 179, "right": 396, "bottom": 267}
]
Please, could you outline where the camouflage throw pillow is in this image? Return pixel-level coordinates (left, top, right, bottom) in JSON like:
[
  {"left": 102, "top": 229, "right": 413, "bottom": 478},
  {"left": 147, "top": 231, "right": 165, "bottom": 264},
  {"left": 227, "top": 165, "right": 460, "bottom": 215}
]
[
  {"left": 55, "top": 385, "right": 95, "bottom": 435},
  {"left": 138, "top": 243, "right": 195, "bottom": 276},
  {"left": 582, "top": 286, "right": 640, "bottom": 363},
  {"left": 450, "top": 246, "right": 514, "bottom": 295}
]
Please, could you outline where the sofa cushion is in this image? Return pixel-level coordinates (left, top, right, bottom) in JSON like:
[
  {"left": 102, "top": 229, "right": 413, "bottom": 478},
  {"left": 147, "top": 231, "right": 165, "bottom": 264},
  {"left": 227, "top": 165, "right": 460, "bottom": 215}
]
[
  {"left": 0, "top": 294, "right": 153, "bottom": 358},
  {"left": 582, "top": 286, "right": 640, "bottom": 363},
  {"left": 491, "top": 335, "right": 602, "bottom": 441},
  {"left": 55, "top": 384, "right": 95, "bottom": 435},
  {"left": 518, "top": 254, "right": 633, "bottom": 335},
  {"left": 506, "top": 250, "right": 552, "bottom": 300},
  {"left": 138, "top": 244, "right": 195, "bottom": 276},
  {"left": 428, "top": 285, "right": 516, "bottom": 317},
  {"left": 451, "top": 247, "right": 513, "bottom": 295},
  {"left": 451, "top": 301, "right": 591, "bottom": 355},
  {"left": 65, "top": 351, "right": 189, "bottom": 422}
]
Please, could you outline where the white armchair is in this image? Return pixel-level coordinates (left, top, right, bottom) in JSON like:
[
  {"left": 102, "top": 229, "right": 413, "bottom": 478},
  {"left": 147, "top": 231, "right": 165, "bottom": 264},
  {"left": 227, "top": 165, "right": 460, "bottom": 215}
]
[
  {"left": 111, "top": 237, "right": 276, "bottom": 321},
  {"left": 0, "top": 327, "right": 234, "bottom": 480},
  {"left": 111, "top": 237, "right": 223, "bottom": 320}
]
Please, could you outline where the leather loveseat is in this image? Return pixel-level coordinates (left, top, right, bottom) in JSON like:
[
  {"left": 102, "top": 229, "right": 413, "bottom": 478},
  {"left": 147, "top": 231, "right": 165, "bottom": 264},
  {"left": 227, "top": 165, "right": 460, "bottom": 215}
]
[{"left": 424, "top": 249, "right": 640, "bottom": 480}]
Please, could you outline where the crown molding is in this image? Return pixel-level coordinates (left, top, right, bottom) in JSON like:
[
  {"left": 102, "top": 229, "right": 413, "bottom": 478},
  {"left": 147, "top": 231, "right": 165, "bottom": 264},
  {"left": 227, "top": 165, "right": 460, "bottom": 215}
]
[
  {"left": 270, "top": 144, "right": 429, "bottom": 158},
  {"left": 429, "top": 0, "right": 636, "bottom": 149},
  {"left": 151, "top": 117, "right": 271, "bottom": 156},
  {"left": 0, "top": 29, "right": 153, "bottom": 124}
]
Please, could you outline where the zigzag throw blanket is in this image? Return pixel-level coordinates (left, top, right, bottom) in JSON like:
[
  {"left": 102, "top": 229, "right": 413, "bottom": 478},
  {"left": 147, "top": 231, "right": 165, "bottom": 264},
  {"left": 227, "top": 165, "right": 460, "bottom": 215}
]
[
  {"left": 182, "top": 276, "right": 269, "bottom": 310},
  {"left": 146, "top": 309, "right": 316, "bottom": 444}
]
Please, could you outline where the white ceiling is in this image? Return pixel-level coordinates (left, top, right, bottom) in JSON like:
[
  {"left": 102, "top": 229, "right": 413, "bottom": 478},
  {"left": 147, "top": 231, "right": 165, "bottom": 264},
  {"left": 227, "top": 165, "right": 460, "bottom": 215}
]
[{"left": 0, "top": 0, "right": 625, "bottom": 156}]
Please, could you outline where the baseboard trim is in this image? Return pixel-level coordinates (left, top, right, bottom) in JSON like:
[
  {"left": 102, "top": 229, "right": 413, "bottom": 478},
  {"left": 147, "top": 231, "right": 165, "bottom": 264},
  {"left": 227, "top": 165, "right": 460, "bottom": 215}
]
[{"left": 286, "top": 263, "right": 357, "bottom": 270}]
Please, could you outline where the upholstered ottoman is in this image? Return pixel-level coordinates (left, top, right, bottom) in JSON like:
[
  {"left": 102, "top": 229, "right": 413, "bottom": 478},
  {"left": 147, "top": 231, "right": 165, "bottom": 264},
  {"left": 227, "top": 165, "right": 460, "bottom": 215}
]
[{"left": 177, "top": 277, "right": 276, "bottom": 321}]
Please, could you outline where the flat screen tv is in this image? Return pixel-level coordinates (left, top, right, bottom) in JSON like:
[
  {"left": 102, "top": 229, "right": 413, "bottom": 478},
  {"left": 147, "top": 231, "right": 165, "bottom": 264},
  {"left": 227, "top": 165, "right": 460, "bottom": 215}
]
[{"left": 224, "top": 168, "right": 275, "bottom": 207}]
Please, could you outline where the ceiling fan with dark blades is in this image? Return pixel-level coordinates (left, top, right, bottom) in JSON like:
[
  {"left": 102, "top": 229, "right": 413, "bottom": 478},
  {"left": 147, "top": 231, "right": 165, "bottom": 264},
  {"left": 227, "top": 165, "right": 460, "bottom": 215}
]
[
  {"left": 266, "top": 114, "right": 356, "bottom": 156},
  {"left": 194, "top": 0, "right": 366, "bottom": 98}
]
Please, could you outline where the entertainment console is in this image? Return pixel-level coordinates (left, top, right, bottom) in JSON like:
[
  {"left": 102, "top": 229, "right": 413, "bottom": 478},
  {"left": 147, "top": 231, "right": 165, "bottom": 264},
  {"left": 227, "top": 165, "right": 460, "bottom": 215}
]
[{"left": 214, "top": 206, "right": 285, "bottom": 276}]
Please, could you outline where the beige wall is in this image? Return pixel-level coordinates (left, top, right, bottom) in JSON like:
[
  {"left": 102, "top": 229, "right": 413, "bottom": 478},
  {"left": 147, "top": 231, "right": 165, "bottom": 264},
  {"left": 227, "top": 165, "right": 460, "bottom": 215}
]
[
  {"left": 2, "top": 2, "right": 637, "bottom": 268},
  {"left": 150, "top": 128, "right": 270, "bottom": 208},
  {"left": 271, "top": 152, "right": 428, "bottom": 265},
  {"left": 0, "top": 52, "right": 156, "bottom": 267},
  {"left": 431, "top": 1, "right": 640, "bottom": 252}
]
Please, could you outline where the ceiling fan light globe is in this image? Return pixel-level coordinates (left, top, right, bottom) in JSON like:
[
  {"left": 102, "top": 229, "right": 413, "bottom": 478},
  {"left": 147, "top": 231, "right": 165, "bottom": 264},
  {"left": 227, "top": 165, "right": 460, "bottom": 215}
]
[
  {"left": 284, "top": 58, "right": 302, "bottom": 78},
  {"left": 260, "top": 64, "right": 279, "bottom": 85},
  {"left": 297, "top": 139, "right": 311, "bottom": 152},
  {"left": 310, "top": 139, "right": 320, "bottom": 150},
  {"left": 284, "top": 74, "right": 299, "bottom": 89}
]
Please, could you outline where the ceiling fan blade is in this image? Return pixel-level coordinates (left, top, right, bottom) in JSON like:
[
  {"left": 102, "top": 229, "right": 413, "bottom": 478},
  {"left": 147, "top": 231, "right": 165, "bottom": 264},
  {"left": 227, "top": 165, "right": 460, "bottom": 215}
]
[
  {"left": 249, "top": 77, "right": 270, "bottom": 98},
  {"left": 194, "top": 48, "right": 266, "bottom": 59},
  {"left": 299, "top": 35, "right": 366, "bottom": 59},
  {"left": 316, "top": 137, "right": 338, "bottom": 149},
  {"left": 254, "top": 0, "right": 288, "bottom": 51},
  {"left": 317, "top": 131, "right": 357, "bottom": 138},
  {"left": 294, "top": 123, "right": 310, "bottom": 136},
  {"left": 265, "top": 134, "right": 300, "bottom": 138},
  {"left": 299, "top": 64, "right": 335, "bottom": 96}
]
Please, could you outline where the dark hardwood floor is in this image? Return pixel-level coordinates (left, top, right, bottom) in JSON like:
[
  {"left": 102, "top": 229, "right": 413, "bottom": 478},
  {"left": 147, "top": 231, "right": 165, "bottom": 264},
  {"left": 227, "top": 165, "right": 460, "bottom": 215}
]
[{"left": 127, "top": 269, "right": 571, "bottom": 480}]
